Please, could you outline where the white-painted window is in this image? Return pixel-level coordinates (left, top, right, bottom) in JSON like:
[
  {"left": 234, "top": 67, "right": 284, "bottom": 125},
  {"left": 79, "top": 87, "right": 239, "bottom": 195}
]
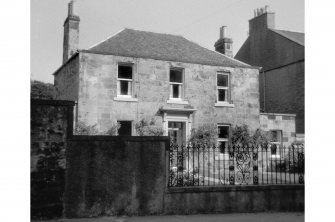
[
  {"left": 217, "top": 72, "right": 230, "bottom": 103},
  {"left": 117, "top": 64, "right": 133, "bottom": 97},
  {"left": 270, "top": 130, "right": 282, "bottom": 155},
  {"left": 217, "top": 124, "right": 230, "bottom": 153},
  {"left": 169, "top": 68, "right": 184, "bottom": 99}
]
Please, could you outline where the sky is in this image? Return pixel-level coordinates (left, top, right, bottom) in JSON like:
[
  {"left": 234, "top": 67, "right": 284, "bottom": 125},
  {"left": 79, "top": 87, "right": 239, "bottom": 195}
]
[{"left": 31, "top": 0, "right": 304, "bottom": 83}]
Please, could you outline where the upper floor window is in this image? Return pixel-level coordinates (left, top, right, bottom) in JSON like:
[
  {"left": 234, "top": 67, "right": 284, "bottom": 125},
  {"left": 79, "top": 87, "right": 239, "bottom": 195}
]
[
  {"left": 170, "top": 68, "right": 184, "bottom": 99},
  {"left": 218, "top": 124, "right": 230, "bottom": 153},
  {"left": 217, "top": 72, "right": 230, "bottom": 103},
  {"left": 117, "top": 64, "right": 133, "bottom": 97}
]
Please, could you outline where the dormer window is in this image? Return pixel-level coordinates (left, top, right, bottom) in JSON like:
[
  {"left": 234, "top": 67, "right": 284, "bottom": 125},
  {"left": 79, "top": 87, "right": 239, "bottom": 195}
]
[
  {"left": 169, "top": 68, "right": 184, "bottom": 99},
  {"left": 117, "top": 64, "right": 133, "bottom": 97}
]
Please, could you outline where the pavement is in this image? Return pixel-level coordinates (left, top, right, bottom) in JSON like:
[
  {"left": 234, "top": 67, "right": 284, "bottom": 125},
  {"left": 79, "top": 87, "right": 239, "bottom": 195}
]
[{"left": 32, "top": 212, "right": 304, "bottom": 222}]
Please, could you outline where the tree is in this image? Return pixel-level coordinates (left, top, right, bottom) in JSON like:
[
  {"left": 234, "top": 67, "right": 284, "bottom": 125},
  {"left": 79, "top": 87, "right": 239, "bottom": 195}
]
[{"left": 31, "top": 80, "right": 56, "bottom": 100}]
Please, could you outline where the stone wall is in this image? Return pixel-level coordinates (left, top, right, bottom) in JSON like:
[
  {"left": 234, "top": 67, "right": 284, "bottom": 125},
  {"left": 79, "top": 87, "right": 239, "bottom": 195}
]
[
  {"left": 31, "top": 99, "right": 75, "bottom": 171},
  {"left": 260, "top": 113, "right": 296, "bottom": 146},
  {"left": 31, "top": 99, "right": 75, "bottom": 219},
  {"left": 64, "top": 136, "right": 169, "bottom": 217},
  {"left": 164, "top": 186, "right": 304, "bottom": 214},
  {"left": 64, "top": 136, "right": 304, "bottom": 217},
  {"left": 74, "top": 52, "right": 260, "bottom": 132}
]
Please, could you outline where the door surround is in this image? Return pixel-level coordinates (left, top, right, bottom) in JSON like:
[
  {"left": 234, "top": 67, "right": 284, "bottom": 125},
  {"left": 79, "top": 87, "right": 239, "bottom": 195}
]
[{"left": 160, "top": 107, "right": 196, "bottom": 142}]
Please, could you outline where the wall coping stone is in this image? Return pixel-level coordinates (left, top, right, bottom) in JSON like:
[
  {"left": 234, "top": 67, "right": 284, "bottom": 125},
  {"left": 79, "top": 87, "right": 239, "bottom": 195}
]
[
  {"left": 167, "top": 184, "right": 304, "bottom": 193},
  {"left": 31, "top": 99, "right": 76, "bottom": 107},
  {"left": 68, "top": 135, "right": 170, "bottom": 142}
]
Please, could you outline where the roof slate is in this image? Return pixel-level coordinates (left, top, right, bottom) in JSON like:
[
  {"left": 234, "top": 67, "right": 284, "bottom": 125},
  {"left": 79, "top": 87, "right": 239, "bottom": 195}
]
[
  {"left": 270, "top": 29, "right": 304, "bottom": 46},
  {"left": 85, "top": 28, "right": 251, "bottom": 68}
]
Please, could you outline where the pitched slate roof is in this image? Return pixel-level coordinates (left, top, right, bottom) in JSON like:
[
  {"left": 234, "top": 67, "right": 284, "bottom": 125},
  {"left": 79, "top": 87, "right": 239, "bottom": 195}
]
[
  {"left": 85, "top": 28, "right": 251, "bottom": 68},
  {"left": 270, "top": 29, "right": 304, "bottom": 46}
]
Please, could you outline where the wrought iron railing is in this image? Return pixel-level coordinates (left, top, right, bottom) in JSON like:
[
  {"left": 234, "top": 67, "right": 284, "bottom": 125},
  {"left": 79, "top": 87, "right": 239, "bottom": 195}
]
[{"left": 168, "top": 143, "right": 304, "bottom": 187}]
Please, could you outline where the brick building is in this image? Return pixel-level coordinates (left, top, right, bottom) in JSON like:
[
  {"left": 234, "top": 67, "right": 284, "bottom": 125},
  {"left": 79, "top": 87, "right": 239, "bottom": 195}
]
[
  {"left": 54, "top": 1, "right": 262, "bottom": 147},
  {"left": 234, "top": 7, "right": 304, "bottom": 140}
]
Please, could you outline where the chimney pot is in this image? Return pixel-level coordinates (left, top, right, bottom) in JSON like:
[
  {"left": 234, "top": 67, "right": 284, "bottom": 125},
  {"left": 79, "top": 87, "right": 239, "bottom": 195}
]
[
  {"left": 220, "top": 26, "right": 227, "bottom": 38},
  {"left": 68, "top": 0, "right": 78, "bottom": 16}
]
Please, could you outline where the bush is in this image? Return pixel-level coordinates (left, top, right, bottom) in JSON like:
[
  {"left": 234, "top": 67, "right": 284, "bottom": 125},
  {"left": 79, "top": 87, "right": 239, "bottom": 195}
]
[
  {"left": 105, "top": 122, "right": 121, "bottom": 136},
  {"left": 284, "top": 143, "right": 305, "bottom": 173},
  {"left": 135, "top": 117, "right": 164, "bottom": 136},
  {"left": 74, "top": 121, "right": 100, "bottom": 135},
  {"left": 231, "top": 125, "right": 271, "bottom": 147},
  {"left": 188, "top": 123, "right": 217, "bottom": 147},
  {"left": 74, "top": 121, "right": 120, "bottom": 135},
  {"left": 169, "top": 168, "right": 203, "bottom": 186},
  {"left": 31, "top": 80, "right": 56, "bottom": 100}
]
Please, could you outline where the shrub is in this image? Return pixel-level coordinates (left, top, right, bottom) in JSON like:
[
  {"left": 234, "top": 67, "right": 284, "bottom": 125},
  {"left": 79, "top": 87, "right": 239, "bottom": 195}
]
[
  {"left": 105, "top": 122, "right": 121, "bottom": 136},
  {"left": 135, "top": 117, "right": 164, "bottom": 136},
  {"left": 231, "top": 125, "right": 251, "bottom": 146},
  {"left": 74, "top": 121, "right": 100, "bottom": 135},
  {"left": 31, "top": 80, "right": 56, "bottom": 100},
  {"left": 284, "top": 142, "right": 305, "bottom": 173},
  {"left": 188, "top": 123, "right": 217, "bottom": 147},
  {"left": 169, "top": 168, "right": 203, "bottom": 186},
  {"left": 231, "top": 124, "right": 271, "bottom": 147},
  {"left": 74, "top": 121, "right": 120, "bottom": 135}
]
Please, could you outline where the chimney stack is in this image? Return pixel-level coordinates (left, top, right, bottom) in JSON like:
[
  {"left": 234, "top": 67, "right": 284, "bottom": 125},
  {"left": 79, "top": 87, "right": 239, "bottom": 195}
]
[
  {"left": 214, "top": 26, "right": 233, "bottom": 57},
  {"left": 249, "top": 6, "right": 275, "bottom": 34},
  {"left": 63, "top": 0, "right": 80, "bottom": 64}
]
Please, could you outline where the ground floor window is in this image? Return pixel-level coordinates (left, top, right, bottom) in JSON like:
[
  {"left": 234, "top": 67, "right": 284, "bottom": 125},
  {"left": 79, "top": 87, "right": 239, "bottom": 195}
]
[
  {"left": 117, "top": 121, "right": 132, "bottom": 136},
  {"left": 217, "top": 124, "right": 230, "bottom": 153},
  {"left": 270, "top": 130, "right": 282, "bottom": 155}
]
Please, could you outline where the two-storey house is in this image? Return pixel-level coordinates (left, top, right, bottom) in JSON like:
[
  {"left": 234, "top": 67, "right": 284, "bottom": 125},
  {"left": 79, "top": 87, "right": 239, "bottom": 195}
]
[{"left": 54, "top": 1, "right": 261, "bottom": 147}]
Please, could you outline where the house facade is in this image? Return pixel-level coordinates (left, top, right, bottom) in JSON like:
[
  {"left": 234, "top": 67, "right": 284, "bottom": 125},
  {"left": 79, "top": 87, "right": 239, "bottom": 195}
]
[
  {"left": 54, "top": 1, "right": 261, "bottom": 146},
  {"left": 234, "top": 7, "right": 304, "bottom": 141}
]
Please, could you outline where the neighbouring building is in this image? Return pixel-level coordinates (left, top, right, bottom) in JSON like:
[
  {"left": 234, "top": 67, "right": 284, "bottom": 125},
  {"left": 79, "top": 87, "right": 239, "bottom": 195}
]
[
  {"left": 54, "top": 1, "right": 261, "bottom": 148},
  {"left": 234, "top": 6, "right": 304, "bottom": 141}
]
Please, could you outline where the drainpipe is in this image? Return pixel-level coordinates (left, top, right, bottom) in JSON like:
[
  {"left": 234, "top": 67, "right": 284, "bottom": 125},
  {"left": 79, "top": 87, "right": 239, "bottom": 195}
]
[{"left": 262, "top": 68, "right": 266, "bottom": 112}]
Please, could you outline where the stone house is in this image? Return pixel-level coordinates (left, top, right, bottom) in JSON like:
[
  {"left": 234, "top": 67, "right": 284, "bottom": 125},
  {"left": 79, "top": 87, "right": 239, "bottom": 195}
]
[
  {"left": 234, "top": 7, "right": 304, "bottom": 142},
  {"left": 53, "top": 1, "right": 261, "bottom": 147}
]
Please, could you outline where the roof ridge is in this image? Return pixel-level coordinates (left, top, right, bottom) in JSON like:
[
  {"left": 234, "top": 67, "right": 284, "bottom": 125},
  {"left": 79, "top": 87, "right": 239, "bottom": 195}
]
[{"left": 124, "top": 27, "right": 185, "bottom": 38}]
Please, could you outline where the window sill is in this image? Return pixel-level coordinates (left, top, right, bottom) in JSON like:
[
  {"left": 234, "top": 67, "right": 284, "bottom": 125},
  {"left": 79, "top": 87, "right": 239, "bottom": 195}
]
[
  {"left": 215, "top": 102, "right": 235, "bottom": 107},
  {"left": 114, "top": 97, "right": 138, "bottom": 102},
  {"left": 167, "top": 99, "right": 189, "bottom": 105}
]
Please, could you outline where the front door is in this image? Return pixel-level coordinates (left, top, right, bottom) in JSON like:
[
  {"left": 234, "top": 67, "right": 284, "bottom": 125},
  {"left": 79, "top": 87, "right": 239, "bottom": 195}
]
[{"left": 168, "top": 121, "right": 186, "bottom": 146}]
